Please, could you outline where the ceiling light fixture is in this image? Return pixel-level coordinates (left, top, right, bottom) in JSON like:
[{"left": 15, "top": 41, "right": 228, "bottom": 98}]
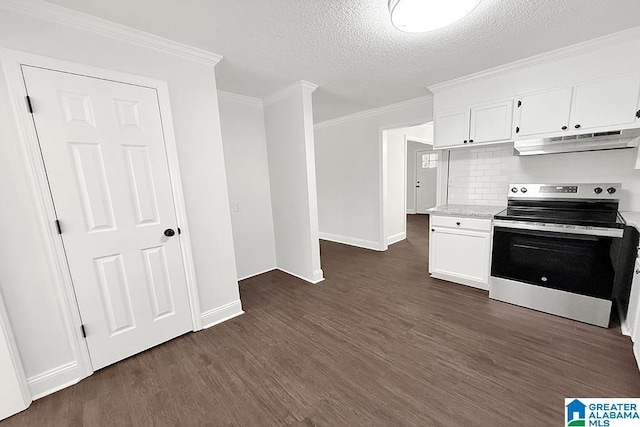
[{"left": 388, "top": 0, "right": 482, "bottom": 33}]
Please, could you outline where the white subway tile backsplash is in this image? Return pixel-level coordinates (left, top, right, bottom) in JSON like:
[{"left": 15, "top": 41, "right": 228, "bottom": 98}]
[{"left": 446, "top": 143, "right": 515, "bottom": 205}]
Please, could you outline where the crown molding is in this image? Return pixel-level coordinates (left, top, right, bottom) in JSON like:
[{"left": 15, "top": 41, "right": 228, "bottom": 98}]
[
  {"left": 0, "top": 0, "right": 223, "bottom": 66},
  {"left": 263, "top": 80, "right": 319, "bottom": 107},
  {"left": 428, "top": 25, "right": 640, "bottom": 93},
  {"left": 217, "top": 90, "right": 263, "bottom": 108},
  {"left": 314, "top": 94, "right": 433, "bottom": 130}
]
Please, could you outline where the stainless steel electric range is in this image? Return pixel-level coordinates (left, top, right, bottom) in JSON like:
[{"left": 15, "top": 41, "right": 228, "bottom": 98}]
[{"left": 489, "top": 183, "right": 637, "bottom": 327}]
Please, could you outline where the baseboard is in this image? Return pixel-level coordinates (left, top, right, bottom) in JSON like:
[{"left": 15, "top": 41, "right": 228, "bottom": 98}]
[
  {"left": 319, "top": 232, "right": 383, "bottom": 251},
  {"left": 237, "top": 267, "right": 277, "bottom": 282},
  {"left": 27, "top": 361, "right": 83, "bottom": 400},
  {"left": 406, "top": 209, "right": 416, "bottom": 214},
  {"left": 431, "top": 272, "right": 489, "bottom": 291},
  {"left": 201, "top": 300, "right": 244, "bottom": 330},
  {"left": 277, "top": 267, "right": 325, "bottom": 284},
  {"left": 387, "top": 232, "right": 406, "bottom": 245}
]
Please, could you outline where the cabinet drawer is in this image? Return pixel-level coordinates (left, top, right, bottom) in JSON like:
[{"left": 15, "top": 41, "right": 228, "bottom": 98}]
[{"left": 430, "top": 215, "right": 491, "bottom": 232}]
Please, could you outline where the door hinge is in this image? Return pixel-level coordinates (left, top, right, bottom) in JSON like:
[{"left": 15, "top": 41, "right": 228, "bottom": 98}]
[
  {"left": 25, "top": 96, "right": 34, "bottom": 114},
  {"left": 515, "top": 126, "right": 520, "bottom": 134},
  {"left": 517, "top": 100, "right": 521, "bottom": 108},
  {"left": 55, "top": 219, "right": 62, "bottom": 235},
  {"left": 81, "top": 324, "right": 87, "bottom": 338},
  {"left": 177, "top": 227, "right": 182, "bottom": 235}
]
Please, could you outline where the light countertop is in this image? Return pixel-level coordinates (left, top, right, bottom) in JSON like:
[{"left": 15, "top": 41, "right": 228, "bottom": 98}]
[
  {"left": 427, "top": 204, "right": 505, "bottom": 219},
  {"left": 621, "top": 211, "right": 640, "bottom": 231}
]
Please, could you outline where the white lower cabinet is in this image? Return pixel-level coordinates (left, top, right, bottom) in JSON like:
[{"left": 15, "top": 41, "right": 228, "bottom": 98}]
[
  {"left": 428, "top": 215, "right": 492, "bottom": 290},
  {"left": 631, "top": 257, "right": 640, "bottom": 370}
]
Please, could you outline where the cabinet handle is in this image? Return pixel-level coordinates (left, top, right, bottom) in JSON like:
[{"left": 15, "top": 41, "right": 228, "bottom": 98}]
[
  {"left": 463, "top": 140, "right": 468, "bottom": 144},
  {"left": 636, "top": 269, "right": 640, "bottom": 274},
  {"left": 456, "top": 222, "right": 461, "bottom": 226},
  {"left": 469, "top": 139, "right": 474, "bottom": 143},
  {"left": 575, "top": 124, "right": 581, "bottom": 129},
  {"left": 561, "top": 126, "right": 567, "bottom": 130},
  {"left": 431, "top": 229, "right": 435, "bottom": 232}
]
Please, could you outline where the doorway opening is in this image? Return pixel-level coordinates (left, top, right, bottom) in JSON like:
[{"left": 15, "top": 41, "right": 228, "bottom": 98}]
[{"left": 380, "top": 121, "right": 448, "bottom": 250}]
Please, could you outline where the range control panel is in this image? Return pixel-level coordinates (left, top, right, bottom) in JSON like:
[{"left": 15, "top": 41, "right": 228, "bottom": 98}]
[
  {"left": 540, "top": 185, "right": 578, "bottom": 194},
  {"left": 508, "top": 183, "right": 621, "bottom": 200}
]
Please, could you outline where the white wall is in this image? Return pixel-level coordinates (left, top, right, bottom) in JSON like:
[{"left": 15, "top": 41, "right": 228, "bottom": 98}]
[
  {"left": 384, "top": 128, "right": 407, "bottom": 244},
  {"left": 218, "top": 92, "right": 277, "bottom": 280},
  {"left": 314, "top": 96, "right": 434, "bottom": 250},
  {"left": 0, "top": 6, "right": 240, "bottom": 397},
  {"left": 264, "top": 83, "right": 323, "bottom": 283},
  {"left": 0, "top": 291, "right": 29, "bottom": 419},
  {"left": 448, "top": 143, "right": 640, "bottom": 210}
]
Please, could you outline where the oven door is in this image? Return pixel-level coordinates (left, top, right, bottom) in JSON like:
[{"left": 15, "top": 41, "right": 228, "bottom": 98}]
[{"left": 491, "top": 221, "right": 623, "bottom": 300}]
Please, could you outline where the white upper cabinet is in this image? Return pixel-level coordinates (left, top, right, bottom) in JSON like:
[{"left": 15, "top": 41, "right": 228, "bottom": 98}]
[
  {"left": 434, "top": 99, "right": 514, "bottom": 149},
  {"left": 515, "top": 87, "right": 573, "bottom": 137},
  {"left": 515, "top": 73, "right": 640, "bottom": 139},
  {"left": 434, "top": 108, "right": 469, "bottom": 148},
  {"left": 470, "top": 99, "right": 514, "bottom": 144},
  {"left": 572, "top": 74, "right": 640, "bottom": 131}
]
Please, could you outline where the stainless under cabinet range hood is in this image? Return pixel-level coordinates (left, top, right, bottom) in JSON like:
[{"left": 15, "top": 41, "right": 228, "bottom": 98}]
[{"left": 514, "top": 128, "right": 640, "bottom": 156}]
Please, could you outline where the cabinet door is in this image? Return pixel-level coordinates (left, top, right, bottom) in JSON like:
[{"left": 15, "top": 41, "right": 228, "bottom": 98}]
[
  {"left": 429, "top": 227, "right": 490, "bottom": 284},
  {"left": 516, "top": 87, "right": 573, "bottom": 137},
  {"left": 434, "top": 108, "right": 470, "bottom": 148},
  {"left": 572, "top": 74, "right": 640, "bottom": 131},
  {"left": 469, "top": 99, "right": 514, "bottom": 143}
]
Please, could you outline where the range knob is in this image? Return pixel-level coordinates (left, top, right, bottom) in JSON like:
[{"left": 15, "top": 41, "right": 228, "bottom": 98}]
[
  {"left": 607, "top": 187, "right": 617, "bottom": 194},
  {"left": 520, "top": 187, "right": 528, "bottom": 193},
  {"left": 511, "top": 187, "right": 518, "bottom": 193},
  {"left": 593, "top": 187, "right": 603, "bottom": 194}
]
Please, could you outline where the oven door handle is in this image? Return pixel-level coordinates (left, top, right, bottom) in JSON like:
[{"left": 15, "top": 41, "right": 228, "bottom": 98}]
[{"left": 493, "top": 219, "right": 624, "bottom": 238}]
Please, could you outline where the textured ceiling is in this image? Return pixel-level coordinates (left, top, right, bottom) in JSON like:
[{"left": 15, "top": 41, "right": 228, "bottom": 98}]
[{"left": 44, "top": 0, "right": 640, "bottom": 122}]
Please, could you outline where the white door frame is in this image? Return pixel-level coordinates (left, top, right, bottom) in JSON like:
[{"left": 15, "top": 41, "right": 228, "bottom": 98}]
[
  {"left": 0, "top": 48, "right": 203, "bottom": 384},
  {"left": 378, "top": 121, "right": 448, "bottom": 251}
]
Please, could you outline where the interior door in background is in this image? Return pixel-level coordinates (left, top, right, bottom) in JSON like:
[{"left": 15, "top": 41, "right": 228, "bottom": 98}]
[
  {"left": 415, "top": 150, "right": 438, "bottom": 213},
  {"left": 22, "top": 66, "right": 193, "bottom": 371}
]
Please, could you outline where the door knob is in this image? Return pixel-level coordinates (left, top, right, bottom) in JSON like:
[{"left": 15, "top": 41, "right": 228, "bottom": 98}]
[{"left": 164, "top": 228, "right": 176, "bottom": 237}]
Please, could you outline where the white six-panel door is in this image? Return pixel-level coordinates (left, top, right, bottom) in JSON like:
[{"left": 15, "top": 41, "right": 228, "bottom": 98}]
[{"left": 22, "top": 66, "right": 192, "bottom": 370}]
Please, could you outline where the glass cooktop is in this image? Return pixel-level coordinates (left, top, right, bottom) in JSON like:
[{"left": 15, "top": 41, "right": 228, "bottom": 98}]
[{"left": 494, "top": 200, "right": 626, "bottom": 229}]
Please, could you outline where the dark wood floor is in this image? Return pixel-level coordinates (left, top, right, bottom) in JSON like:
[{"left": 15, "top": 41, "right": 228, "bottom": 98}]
[{"left": 4, "top": 214, "right": 640, "bottom": 426}]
